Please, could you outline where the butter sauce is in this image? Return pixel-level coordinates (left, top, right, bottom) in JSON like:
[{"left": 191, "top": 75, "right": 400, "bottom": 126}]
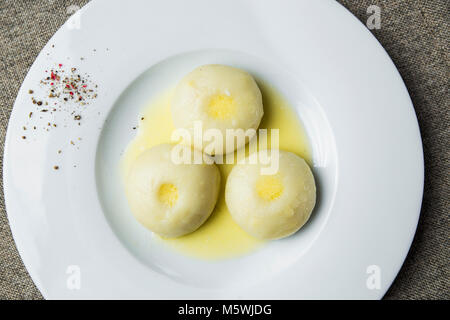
[{"left": 121, "top": 82, "right": 311, "bottom": 259}]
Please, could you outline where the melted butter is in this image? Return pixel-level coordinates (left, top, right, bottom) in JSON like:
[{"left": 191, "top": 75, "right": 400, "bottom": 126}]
[
  {"left": 256, "top": 175, "right": 284, "bottom": 201},
  {"left": 121, "top": 81, "right": 311, "bottom": 259},
  {"left": 207, "top": 93, "right": 236, "bottom": 119},
  {"left": 158, "top": 183, "right": 179, "bottom": 207}
]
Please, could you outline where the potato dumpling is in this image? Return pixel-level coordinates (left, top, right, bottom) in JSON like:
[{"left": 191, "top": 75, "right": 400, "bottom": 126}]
[
  {"left": 125, "top": 144, "right": 220, "bottom": 238},
  {"left": 225, "top": 150, "right": 316, "bottom": 240},
  {"left": 171, "top": 64, "right": 264, "bottom": 155}
]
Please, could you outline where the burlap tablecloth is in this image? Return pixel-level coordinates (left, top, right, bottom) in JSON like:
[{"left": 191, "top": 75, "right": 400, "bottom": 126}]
[{"left": 0, "top": 0, "right": 448, "bottom": 300}]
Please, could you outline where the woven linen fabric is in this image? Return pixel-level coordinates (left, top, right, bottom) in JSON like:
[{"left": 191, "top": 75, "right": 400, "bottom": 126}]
[{"left": 0, "top": 0, "right": 448, "bottom": 300}]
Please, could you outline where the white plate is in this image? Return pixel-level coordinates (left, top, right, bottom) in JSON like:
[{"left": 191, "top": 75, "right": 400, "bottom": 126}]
[{"left": 4, "top": 0, "right": 423, "bottom": 299}]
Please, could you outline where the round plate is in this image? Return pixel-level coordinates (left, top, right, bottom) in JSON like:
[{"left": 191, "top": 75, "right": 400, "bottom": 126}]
[{"left": 4, "top": 0, "right": 423, "bottom": 299}]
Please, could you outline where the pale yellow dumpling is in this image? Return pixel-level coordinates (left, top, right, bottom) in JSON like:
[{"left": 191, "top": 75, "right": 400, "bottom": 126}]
[
  {"left": 225, "top": 150, "right": 316, "bottom": 240},
  {"left": 125, "top": 144, "right": 220, "bottom": 238},
  {"left": 171, "top": 64, "right": 264, "bottom": 155}
]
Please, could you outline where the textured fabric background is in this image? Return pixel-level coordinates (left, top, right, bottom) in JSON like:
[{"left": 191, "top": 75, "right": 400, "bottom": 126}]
[{"left": 0, "top": 0, "right": 448, "bottom": 300}]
